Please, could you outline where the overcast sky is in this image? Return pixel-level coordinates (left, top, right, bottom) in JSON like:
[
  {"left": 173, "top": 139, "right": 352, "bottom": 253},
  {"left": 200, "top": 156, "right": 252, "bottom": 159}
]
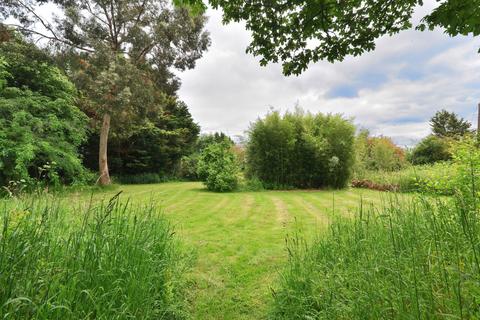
[{"left": 178, "top": 3, "right": 480, "bottom": 146}]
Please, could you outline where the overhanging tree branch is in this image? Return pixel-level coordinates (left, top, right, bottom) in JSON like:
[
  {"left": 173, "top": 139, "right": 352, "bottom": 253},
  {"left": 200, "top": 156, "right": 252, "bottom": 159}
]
[{"left": 5, "top": 23, "right": 95, "bottom": 52}]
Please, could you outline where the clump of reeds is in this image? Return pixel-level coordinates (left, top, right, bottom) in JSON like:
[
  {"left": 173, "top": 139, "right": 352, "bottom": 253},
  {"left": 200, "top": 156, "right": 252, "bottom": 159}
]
[
  {"left": 0, "top": 193, "right": 190, "bottom": 319},
  {"left": 270, "top": 192, "right": 480, "bottom": 319}
]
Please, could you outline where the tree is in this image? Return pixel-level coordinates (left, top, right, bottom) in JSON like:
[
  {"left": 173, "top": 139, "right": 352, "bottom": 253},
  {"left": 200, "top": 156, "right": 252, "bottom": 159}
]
[
  {"left": 430, "top": 109, "right": 472, "bottom": 138},
  {"left": 2, "top": 0, "right": 210, "bottom": 184},
  {"left": 205, "top": 0, "right": 480, "bottom": 75},
  {"left": 81, "top": 98, "right": 200, "bottom": 177},
  {"left": 0, "top": 36, "right": 88, "bottom": 187},
  {"left": 408, "top": 135, "right": 452, "bottom": 165}
]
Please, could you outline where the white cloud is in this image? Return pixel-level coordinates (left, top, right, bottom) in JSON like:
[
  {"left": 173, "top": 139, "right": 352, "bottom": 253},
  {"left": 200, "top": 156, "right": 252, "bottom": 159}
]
[{"left": 178, "top": 2, "right": 480, "bottom": 146}]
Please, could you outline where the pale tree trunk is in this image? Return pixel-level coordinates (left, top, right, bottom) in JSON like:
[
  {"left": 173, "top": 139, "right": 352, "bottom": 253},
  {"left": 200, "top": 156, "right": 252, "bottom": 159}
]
[{"left": 98, "top": 113, "right": 111, "bottom": 185}]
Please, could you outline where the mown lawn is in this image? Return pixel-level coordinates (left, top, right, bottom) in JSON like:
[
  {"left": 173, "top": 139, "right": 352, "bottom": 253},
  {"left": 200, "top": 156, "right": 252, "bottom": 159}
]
[{"left": 69, "top": 182, "right": 388, "bottom": 319}]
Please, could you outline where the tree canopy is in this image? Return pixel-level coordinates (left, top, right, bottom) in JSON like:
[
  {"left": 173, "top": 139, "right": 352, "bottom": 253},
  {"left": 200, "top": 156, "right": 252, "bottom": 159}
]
[
  {"left": 206, "top": 0, "right": 480, "bottom": 75},
  {"left": 1, "top": 0, "right": 210, "bottom": 185},
  {"left": 430, "top": 109, "right": 472, "bottom": 138}
]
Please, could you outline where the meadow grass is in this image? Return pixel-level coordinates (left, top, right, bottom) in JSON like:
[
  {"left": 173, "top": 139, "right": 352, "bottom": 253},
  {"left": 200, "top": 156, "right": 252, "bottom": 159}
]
[
  {"left": 0, "top": 192, "right": 190, "bottom": 319},
  {"left": 270, "top": 193, "right": 480, "bottom": 319},
  {"left": 61, "top": 182, "right": 387, "bottom": 319},
  {"left": 353, "top": 162, "right": 457, "bottom": 195}
]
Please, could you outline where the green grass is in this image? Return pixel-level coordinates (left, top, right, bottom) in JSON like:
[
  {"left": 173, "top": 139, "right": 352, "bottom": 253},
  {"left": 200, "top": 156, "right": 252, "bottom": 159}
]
[
  {"left": 353, "top": 162, "right": 457, "bottom": 195},
  {"left": 63, "top": 182, "right": 388, "bottom": 319},
  {"left": 0, "top": 193, "right": 189, "bottom": 319},
  {"left": 271, "top": 193, "right": 480, "bottom": 319}
]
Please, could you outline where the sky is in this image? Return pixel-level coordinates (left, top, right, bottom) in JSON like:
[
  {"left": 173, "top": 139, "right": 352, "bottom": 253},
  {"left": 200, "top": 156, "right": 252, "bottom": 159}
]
[{"left": 177, "top": 2, "right": 480, "bottom": 146}]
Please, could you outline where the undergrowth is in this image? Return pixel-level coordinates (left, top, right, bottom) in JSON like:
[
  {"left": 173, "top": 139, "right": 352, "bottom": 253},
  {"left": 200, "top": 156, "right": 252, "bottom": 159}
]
[{"left": 0, "top": 193, "right": 191, "bottom": 319}]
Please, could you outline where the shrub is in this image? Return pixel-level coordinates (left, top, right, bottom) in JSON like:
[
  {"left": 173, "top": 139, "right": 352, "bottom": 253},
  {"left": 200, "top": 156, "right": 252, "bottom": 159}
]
[
  {"left": 0, "top": 38, "right": 89, "bottom": 188},
  {"left": 0, "top": 195, "right": 190, "bottom": 319},
  {"left": 197, "top": 141, "right": 239, "bottom": 192},
  {"left": 408, "top": 135, "right": 452, "bottom": 165},
  {"left": 247, "top": 109, "right": 355, "bottom": 189},
  {"left": 354, "top": 130, "right": 407, "bottom": 173},
  {"left": 178, "top": 154, "right": 200, "bottom": 181},
  {"left": 176, "top": 132, "right": 234, "bottom": 181}
]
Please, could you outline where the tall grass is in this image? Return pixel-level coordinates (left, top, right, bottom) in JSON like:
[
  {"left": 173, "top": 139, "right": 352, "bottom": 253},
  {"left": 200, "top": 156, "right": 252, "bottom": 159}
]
[
  {"left": 270, "top": 193, "right": 480, "bottom": 319},
  {"left": 352, "top": 162, "right": 457, "bottom": 195},
  {"left": 272, "top": 140, "right": 480, "bottom": 318},
  {"left": 0, "top": 193, "right": 190, "bottom": 319}
]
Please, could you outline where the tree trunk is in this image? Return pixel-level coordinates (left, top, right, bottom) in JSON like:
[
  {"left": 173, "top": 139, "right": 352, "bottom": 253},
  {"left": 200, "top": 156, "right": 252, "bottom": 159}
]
[{"left": 98, "top": 113, "right": 111, "bottom": 185}]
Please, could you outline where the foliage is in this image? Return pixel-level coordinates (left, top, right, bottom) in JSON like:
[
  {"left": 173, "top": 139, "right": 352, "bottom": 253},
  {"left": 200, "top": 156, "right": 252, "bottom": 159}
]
[
  {"left": 3, "top": 0, "right": 210, "bottom": 184},
  {"left": 430, "top": 109, "right": 472, "bottom": 138},
  {"left": 210, "top": 0, "right": 418, "bottom": 75},
  {"left": 408, "top": 135, "right": 452, "bottom": 165},
  {"left": 0, "top": 195, "right": 190, "bottom": 319},
  {"left": 231, "top": 144, "right": 246, "bottom": 171},
  {"left": 247, "top": 109, "right": 355, "bottom": 189},
  {"left": 81, "top": 99, "right": 200, "bottom": 176},
  {"left": 418, "top": 0, "right": 480, "bottom": 38},
  {"left": 177, "top": 132, "right": 234, "bottom": 181},
  {"left": 195, "top": 132, "right": 234, "bottom": 151},
  {"left": 240, "top": 176, "right": 265, "bottom": 192},
  {"left": 353, "top": 138, "right": 480, "bottom": 197},
  {"left": 272, "top": 142, "right": 480, "bottom": 318},
  {"left": 270, "top": 190, "right": 480, "bottom": 319},
  {"left": 178, "top": 153, "right": 200, "bottom": 181},
  {"left": 352, "top": 162, "right": 457, "bottom": 196},
  {"left": 451, "top": 137, "right": 480, "bottom": 204},
  {"left": 197, "top": 141, "right": 239, "bottom": 192},
  {"left": 207, "top": 0, "right": 480, "bottom": 75},
  {"left": 0, "top": 37, "right": 89, "bottom": 188},
  {"left": 354, "top": 130, "right": 407, "bottom": 173}
]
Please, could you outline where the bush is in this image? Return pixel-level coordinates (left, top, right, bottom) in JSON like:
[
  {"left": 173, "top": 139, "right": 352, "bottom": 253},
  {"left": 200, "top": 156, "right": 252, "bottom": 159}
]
[
  {"left": 0, "top": 37, "right": 89, "bottom": 188},
  {"left": 247, "top": 109, "right": 355, "bottom": 189},
  {"left": 197, "top": 141, "right": 239, "bottom": 192},
  {"left": 178, "top": 154, "right": 200, "bottom": 181},
  {"left": 0, "top": 195, "right": 190, "bottom": 319},
  {"left": 408, "top": 135, "right": 452, "bottom": 165},
  {"left": 354, "top": 130, "right": 407, "bottom": 173},
  {"left": 176, "top": 132, "right": 234, "bottom": 181}
]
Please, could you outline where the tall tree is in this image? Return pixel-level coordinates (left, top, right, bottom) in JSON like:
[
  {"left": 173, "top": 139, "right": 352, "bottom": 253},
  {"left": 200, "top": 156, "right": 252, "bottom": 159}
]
[
  {"left": 204, "top": 0, "right": 480, "bottom": 75},
  {"left": 2, "top": 0, "right": 210, "bottom": 184},
  {"left": 430, "top": 109, "right": 472, "bottom": 138}
]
